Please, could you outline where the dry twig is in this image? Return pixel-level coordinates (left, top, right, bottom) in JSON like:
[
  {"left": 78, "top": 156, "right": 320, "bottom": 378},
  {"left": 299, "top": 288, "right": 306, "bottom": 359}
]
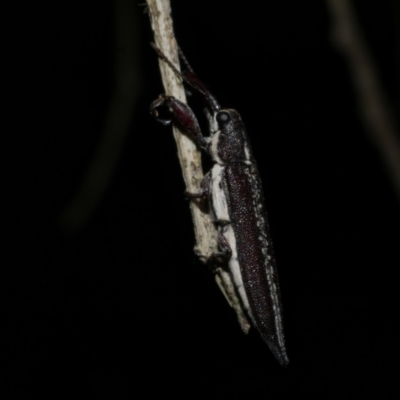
[{"left": 146, "top": 0, "right": 251, "bottom": 332}]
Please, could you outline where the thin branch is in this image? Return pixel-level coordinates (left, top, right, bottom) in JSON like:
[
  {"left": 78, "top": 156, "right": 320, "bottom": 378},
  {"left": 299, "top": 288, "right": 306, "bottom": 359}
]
[
  {"left": 326, "top": 0, "right": 400, "bottom": 203},
  {"left": 145, "top": 0, "right": 251, "bottom": 332},
  {"left": 145, "top": 0, "right": 216, "bottom": 261}
]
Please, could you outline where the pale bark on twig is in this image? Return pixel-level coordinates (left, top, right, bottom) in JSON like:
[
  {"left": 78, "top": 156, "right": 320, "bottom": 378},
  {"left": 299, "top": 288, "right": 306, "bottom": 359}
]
[
  {"left": 326, "top": 0, "right": 400, "bottom": 203},
  {"left": 146, "top": 0, "right": 251, "bottom": 332},
  {"left": 145, "top": 0, "right": 216, "bottom": 260}
]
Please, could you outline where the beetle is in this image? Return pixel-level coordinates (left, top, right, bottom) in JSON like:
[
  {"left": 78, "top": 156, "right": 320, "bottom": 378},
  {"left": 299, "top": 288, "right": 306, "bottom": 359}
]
[{"left": 150, "top": 43, "right": 289, "bottom": 366}]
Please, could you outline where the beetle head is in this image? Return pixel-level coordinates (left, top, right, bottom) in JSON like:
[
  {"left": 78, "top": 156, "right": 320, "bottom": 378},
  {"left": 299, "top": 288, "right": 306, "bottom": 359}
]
[{"left": 209, "top": 109, "right": 251, "bottom": 164}]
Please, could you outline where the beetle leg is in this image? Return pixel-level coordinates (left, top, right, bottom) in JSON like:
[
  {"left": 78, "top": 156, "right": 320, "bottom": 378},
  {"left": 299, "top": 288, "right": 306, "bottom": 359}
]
[
  {"left": 207, "top": 228, "right": 232, "bottom": 266},
  {"left": 185, "top": 173, "right": 211, "bottom": 200},
  {"left": 149, "top": 95, "right": 173, "bottom": 125},
  {"left": 150, "top": 94, "right": 208, "bottom": 150}
]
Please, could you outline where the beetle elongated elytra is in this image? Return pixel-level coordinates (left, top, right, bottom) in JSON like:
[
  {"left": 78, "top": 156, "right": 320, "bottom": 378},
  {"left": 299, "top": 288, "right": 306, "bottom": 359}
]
[{"left": 150, "top": 44, "right": 289, "bottom": 366}]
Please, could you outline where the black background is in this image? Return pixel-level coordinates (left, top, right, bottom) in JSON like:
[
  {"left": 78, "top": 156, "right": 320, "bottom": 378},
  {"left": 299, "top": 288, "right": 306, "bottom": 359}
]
[{"left": 2, "top": 1, "right": 399, "bottom": 398}]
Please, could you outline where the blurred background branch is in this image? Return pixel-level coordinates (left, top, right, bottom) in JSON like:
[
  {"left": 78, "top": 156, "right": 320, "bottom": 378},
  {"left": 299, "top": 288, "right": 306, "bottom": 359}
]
[
  {"left": 326, "top": 0, "right": 400, "bottom": 204},
  {"left": 59, "top": 0, "right": 142, "bottom": 233}
]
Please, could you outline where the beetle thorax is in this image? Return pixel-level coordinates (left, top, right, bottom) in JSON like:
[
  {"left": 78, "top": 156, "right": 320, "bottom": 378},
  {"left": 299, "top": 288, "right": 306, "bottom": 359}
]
[{"left": 209, "top": 109, "right": 250, "bottom": 165}]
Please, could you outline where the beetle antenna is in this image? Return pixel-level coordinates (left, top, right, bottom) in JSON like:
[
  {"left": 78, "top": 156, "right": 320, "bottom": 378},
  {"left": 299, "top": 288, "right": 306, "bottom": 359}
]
[
  {"left": 151, "top": 42, "right": 221, "bottom": 112},
  {"left": 177, "top": 46, "right": 194, "bottom": 72},
  {"left": 177, "top": 46, "right": 221, "bottom": 112},
  {"left": 150, "top": 42, "right": 183, "bottom": 79}
]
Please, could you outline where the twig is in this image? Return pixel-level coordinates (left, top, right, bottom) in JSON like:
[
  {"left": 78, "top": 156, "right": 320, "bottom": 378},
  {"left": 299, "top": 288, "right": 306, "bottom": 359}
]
[
  {"left": 145, "top": 0, "right": 216, "bottom": 261},
  {"left": 145, "top": 0, "right": 251, "bottom": 332},
  {"left": 326, "top": 0, "right": 400, "bottom": 203}
]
